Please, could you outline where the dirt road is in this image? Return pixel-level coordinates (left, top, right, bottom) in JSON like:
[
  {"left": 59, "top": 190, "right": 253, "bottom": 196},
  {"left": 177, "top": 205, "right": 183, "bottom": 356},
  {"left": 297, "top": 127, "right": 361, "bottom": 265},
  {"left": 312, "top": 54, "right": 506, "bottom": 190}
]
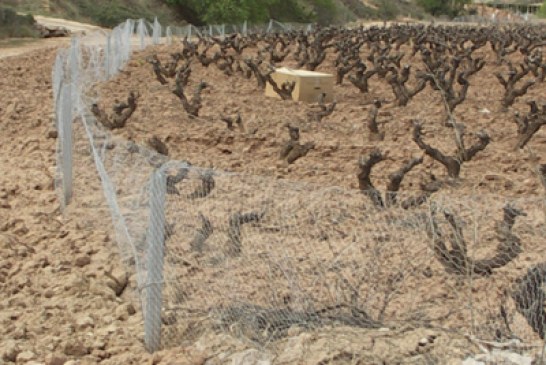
[
  {"left": 33, "top": 15, "right": 104, "bottom": 34},
  {"left": 0, "top": 15, "right": 104, "bottom": 60}
]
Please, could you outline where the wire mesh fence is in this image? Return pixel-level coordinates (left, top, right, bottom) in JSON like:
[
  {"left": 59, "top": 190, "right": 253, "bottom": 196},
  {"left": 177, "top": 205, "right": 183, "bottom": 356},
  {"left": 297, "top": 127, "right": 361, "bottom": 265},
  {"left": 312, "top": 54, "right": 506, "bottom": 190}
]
[
  {"left": 157, "top": 166, "right": 546, "bottom": 349},
  {"left": 452, "top": 13, "right": 538, "bottom": 24},
  {"left": 51, "top": 16, "right": 546, "bottom": 359}
]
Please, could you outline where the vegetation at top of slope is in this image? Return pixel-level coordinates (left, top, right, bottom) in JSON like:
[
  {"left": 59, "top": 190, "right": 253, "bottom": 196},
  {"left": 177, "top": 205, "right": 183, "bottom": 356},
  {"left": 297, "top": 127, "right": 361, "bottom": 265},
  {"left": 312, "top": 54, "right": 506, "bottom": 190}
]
[
  {"left": 166, "top": 0, "right": 469, "bottom": 25},
  {"left": 164, "top": 0, "right": 340, "bottom": 25},
  {"left": 416, "top": 0, "right": 470, "bottom": 17},
  {"left": 538, "top": 1, "right": 546, "bottom": 18},
  {"left": 54, "top": 0, "right": 185, "bottom": 27},
  {"left": 0, "top": 7, "right": 38, "bottom": 39},
  {"left": 1, "top": 0, "right": 466, "bottom": 31},
  {"left": 3, "top": 0, "right": 182, "bottom": 28}
]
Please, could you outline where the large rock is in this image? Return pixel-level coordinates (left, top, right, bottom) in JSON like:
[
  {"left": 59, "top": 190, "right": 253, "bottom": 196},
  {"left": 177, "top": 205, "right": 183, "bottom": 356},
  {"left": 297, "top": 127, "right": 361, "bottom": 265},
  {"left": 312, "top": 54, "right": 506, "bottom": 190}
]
[
  {"left": 45, "top": 354, "right": 67, "bottom": 365},
  {"left": 1, "top": 340, "right": 20, "bottom": 362},
  {"left": 104, "top": 267, "right": 128, "bottom": 297},
  {"left": 15, "top": 350, "right": 36, "bottom": 362},
  {"left": 35, "top": 24, "right": 70, "bottom": 38},
  {"left": 63, "top": 341, "right": 90, "bottom": 357},
  {"left": 75, "top": 316, "right": 94, "bottom": 330},
  {"left": 74, "top": 256, "right": 91, "bottom": 268},
  {"left": 114, "top": 303, "right": 135, "bottom": 321}
]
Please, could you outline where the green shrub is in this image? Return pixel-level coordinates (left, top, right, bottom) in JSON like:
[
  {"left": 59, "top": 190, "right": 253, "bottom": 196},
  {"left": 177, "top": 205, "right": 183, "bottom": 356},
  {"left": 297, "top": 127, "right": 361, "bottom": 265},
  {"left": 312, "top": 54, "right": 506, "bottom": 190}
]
[
  {"left": 417, "top": 0, "right": 468, "bottom": 17},
  {"left": 269, "top": 2, "right": 310, "bottom": 23},
  {"left": 165, "top": 0, "right": 341, "bottom": 25},
  {"left": 538, "top": 1, "right": 546, "bottom": 18},
  {"left": 66, "top": 0, "right": 144, "bottom": 27},
  {"left": 311, "top": 0, "right": 339, "bottom": 24},
  {"left": 0, "top": 7, "right": 38, "bottom": 38},
  {"left": 90, "top": 3, "right": 142, "bottom": 27},
  {"left": 377, "top": 0, "right": 399, "bottom": 20}
]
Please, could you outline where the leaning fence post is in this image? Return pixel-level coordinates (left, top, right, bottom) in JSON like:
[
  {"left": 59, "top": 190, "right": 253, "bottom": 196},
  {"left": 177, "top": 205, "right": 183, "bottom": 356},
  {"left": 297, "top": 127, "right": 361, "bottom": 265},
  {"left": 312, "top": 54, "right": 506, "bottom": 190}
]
[
  {"left": 144, "top": 168, "right": 167, "bottom": 353},
  {"left": 60, "top": 83, "right": 73, "bottom": 208},
  {"left": 152, "top": 17, "right": 161, "bottom": 45},
  {"left": 104, "top": 34, "right": 111, "bottom": 79},
  {"left": 166, "top": 26, "right": 172, "bottom": 45},
  {"left": 138, "top": 19, "right": 146, "bottom": 50}
]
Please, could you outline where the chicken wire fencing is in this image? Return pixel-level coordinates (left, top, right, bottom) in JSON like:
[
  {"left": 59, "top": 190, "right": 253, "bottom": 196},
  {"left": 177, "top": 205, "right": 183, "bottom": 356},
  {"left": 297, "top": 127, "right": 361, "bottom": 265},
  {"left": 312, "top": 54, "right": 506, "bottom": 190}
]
[
  {"left": 52, "top": 16, "right": 312, "bottom": 230},
  {"left": 155, "top": 167, "right": 546, "bottom": 349},
  {"left": 51, "top": 17, "right": 546, "bottom": 357}
]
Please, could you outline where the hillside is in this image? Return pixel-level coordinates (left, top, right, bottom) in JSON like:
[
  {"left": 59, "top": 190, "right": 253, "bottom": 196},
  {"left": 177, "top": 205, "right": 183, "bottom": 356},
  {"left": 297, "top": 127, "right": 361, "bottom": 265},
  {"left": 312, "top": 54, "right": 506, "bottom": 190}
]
[
  {"left": 3, "top": 0, "right": 429, "bottom": 28},
  {"left": 2, "top": 0, "right": 183, "bottom": 27}
]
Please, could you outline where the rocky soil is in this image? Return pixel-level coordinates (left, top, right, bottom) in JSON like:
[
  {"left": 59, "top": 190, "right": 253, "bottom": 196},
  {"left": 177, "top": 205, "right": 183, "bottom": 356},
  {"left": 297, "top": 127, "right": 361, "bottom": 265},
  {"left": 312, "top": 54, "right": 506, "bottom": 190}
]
[{"left": 1, "top": 25, "right": 546, "bottom": 365}]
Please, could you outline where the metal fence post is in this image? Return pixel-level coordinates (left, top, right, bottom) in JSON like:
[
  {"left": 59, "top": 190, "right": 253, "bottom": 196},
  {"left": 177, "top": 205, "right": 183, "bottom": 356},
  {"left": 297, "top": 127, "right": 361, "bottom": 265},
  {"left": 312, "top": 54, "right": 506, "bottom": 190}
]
[
  {"left": 113, "top": 29, "right": 121, "bottom": 76},
  {"left": 60, "top": 83, "right": 73, "bottom": 207},
  {"left": 153, "top": 17, "right": 161, "bottom": 45},
  {"left": 52, "top": 52, "right": 64, "bottom": 110},
  {"left": 122, "top": 19, "right": 133, "bottom": 62},
  {"left": 104, "top": 34, "right": 111, "bottom": 78},
  {"left": 166, "top": 26, "right": 172, "bottom": 45},
  {"left": 138, "top": 19, "right": 146, "bottom": 50},
  {"left": 69, "top": 37, "right": 79, "bottom": 101},
  {"left": 144, "top": 168, "right": 167, "bottom": 353}
]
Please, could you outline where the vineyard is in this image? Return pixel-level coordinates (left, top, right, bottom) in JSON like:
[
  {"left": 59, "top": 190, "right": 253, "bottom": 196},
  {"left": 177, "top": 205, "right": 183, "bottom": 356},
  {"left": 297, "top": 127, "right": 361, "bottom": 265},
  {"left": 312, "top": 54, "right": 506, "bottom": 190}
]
[
  {"left": 92, "top": 24, "right": 546, "bottom": 191},
  {"left": 2, "top": 17, "right": 546, "bottom": 364},
  {"left": 54, "top": 20, "right": 546, "bottom": 363}
]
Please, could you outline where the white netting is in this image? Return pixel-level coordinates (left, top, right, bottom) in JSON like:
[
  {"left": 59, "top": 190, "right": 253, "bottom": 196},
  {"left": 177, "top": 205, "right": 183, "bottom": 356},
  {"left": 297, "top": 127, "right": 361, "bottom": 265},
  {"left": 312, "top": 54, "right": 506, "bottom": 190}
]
[
  {"left": 137, "top": 18, "right": 150, "bottom": 50},
  {"left": 158, "top": 167, "right": 546, "bottom": 349},
  {"left": 52, "top": 17, "right": 546, "bottom": 357},
  {"left": 152, "top": 17, "right": 162, "bottom": 45},
  {"left": 166, "top": 26, "right": 173, "bottom": 45},
  {"left": 53, "top": 18, "right": 319, "bottom": 352}
]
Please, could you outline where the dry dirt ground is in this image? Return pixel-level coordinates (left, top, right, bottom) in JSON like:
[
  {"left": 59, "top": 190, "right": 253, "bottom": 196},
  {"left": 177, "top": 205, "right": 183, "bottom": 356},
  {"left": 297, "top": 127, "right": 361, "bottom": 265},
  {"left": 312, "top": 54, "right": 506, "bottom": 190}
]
[
  {"left": 91, "top": 32, "right": 546, "bottom": 360},
  {"left": 98, "top": 43, "right": 546, "bottom": 195},
  {"left": 1, "top": 22, "right": 546, "bottom": 365}
]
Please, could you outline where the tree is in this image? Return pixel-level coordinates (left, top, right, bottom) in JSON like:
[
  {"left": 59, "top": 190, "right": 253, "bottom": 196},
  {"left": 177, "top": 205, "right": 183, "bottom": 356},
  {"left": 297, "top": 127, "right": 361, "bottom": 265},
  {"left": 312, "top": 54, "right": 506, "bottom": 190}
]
[
  {"left": 166, "top": 0, "right": 283, "bottom": 24},
  {"left": 538, "top": 1, "right": 546, "bottom": 18},
  {"left": 165, "top": 0, "right": 337, "bottom": 25},
  {"left": 416, "top": 0, "right": 468, "bottom": 16},
  {"left": 312, "top": 0, "right": 338, "bottom": 24},
  {"left": 269, "top": 1, "right": 313, "bottom": 23},
  {"left": 376, "top": 0, "right": 398, "bottom": 20}
]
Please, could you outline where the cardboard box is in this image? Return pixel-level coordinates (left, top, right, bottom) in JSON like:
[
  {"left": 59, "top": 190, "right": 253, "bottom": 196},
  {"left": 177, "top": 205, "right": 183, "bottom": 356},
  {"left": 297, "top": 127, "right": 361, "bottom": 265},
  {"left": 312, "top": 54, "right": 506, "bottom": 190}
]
[{"left": 264, "top": 67, "right": 334, "bottom": 103}]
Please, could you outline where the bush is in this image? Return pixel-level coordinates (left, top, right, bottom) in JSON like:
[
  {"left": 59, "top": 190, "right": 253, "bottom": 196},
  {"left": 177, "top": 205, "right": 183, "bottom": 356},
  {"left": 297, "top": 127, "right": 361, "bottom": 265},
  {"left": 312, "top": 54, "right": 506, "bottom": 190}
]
[
  {"left": 90, "top": 4, "right": 142, "bottom": 27},
  {"left": 538, "top": 1, "right": 546, "bottom": 18},
  {"left": 165, "top": 0, "right": 340, "bottom": 25},
  {"left": 0, "top": 7, "right": 38, "bottom": 38},
  {"left": 269, "top": 2, "right": 311, "bottom": 23},
  {"left": 417, "top": 0, "right": 468, "bottom": 17},
  {"left": 377, "top": 0, "right": 399, "bottom": 20},
  {"left": 67, "top": 0, "right": 143, "bottom": 28},
  {"left": 331, "top": 0, "right": 376, "bottom": 19},
  {"left": 311, "top": 0, "right": 339, "bottom": 24}
]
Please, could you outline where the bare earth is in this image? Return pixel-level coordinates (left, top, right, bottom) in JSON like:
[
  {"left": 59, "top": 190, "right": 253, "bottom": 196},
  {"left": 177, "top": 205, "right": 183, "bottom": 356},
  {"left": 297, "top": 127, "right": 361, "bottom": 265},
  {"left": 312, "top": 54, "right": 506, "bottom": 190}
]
[{"left": 1, "top": 19, "right": 546, "bottom": 365}]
